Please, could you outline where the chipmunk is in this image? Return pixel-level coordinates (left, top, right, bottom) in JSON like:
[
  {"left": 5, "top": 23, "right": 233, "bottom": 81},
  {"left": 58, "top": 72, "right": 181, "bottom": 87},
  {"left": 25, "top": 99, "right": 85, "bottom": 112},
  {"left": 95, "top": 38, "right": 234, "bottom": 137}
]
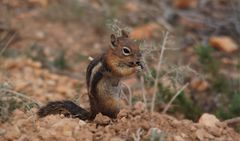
[{"left": 37, "top": 30, "right": 144, "bottom": 120}]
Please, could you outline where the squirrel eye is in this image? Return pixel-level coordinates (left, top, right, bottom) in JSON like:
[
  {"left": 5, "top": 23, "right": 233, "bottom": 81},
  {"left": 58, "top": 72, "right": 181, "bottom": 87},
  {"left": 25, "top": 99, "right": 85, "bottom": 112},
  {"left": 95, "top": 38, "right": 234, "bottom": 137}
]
[{"left": 122, "top": 47, "right": 131, "bottom": 56}]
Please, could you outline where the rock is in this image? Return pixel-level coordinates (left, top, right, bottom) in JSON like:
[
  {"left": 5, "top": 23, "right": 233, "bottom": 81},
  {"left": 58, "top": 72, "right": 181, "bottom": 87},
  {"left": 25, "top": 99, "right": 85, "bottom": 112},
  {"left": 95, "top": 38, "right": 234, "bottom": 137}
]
[
  {"left": 190, "top": 79, "right": 209, "bottom": 92},
  {"left": 26, "top": 59, "right": 42, "bottom": 69},
  {"left": 207, "top": 126, "right": 221, "bottom": 137},
  {"left": 173, "top": 0, "right": 198, "bottom": 9},
  {"left": 117, "top": 109, "right": 129, "bottom": 119},
  {"left": 35, "top": 31, "right": 45, "bottom": 40},
  {"left": 4, "top": 125, "right": 21, "bottom": 140},
  {"left": 12, "top": 109, "right": 26, "bottom": 118},
  {"left": 180, "top": 133, "right": 187, "bottom": 138},
  {"left": 140, "top": 120, "right": 150, "bottom": 130},
  {"left": 56, "top": 85, "right": 67, "bottom": 94},
  {"left": 0, "top": 129, "right": 6, "bottom": 135},
  {"left": 190, "top": 125, "right": 197, "bottom": 131},
  {"left": 179, "top": 16, "right": 205, "bottom": 29},
  {"left": 221, "top": 58, "right": 238, "bottom": 65},
  {"left": 94, "top": 113, "right": 111, "bottom": 125},
  {"left": 51, "top": 118, "right": 79, "bottom": 137},
  {"left": 132, "top": 108, "right": 142, "bottom": 116},
  {"left": 124, "top": 2, "right": 139, "bottom": 12},
  {"left": 171, "top": 119, "right": 181, "bottom": 127},
  {"left": 110, "top": 137, "right": 125, "bottom": 141},
  {"left": 74, "top": 129, "right": 93, "bottom": 141},
  {"left": 198, "top": 113, "right": 220, "bottom": 127},
  {"left": 120, "top": 117, "right": 127, "bottom": 122},
  {"left": 15, "top": 81, "right": 30, "bottom": 91},
  {"left": 174, "top": 135, "right": 185, "bottom": 141},
  {"left": 16, "top": 135, "right": 29, "bottom": 141},
  {"left": 195, "top": 129, "right": 207, "bottom": 141},
  {"left": 28, "top": 0, "right": 48, "bottom": 7},
  {"left": 78, "top": 120, "right": 87, "bottom": 126},
  {"left": 134, "top": 101, "right": 146, "bottom": 111},
  {"left": 209, "top": 36, "right": 238, "bottom": 53},
  {"left": 130, "top": 23, "right": 160, "bottom": 40}
]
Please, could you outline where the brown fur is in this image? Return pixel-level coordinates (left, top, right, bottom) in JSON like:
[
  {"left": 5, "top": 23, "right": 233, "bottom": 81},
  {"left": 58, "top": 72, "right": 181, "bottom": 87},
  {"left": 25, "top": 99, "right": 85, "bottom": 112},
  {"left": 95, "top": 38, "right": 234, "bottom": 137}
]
[{"left": 38, "top": 30, "right": 143, "bottom": 120}]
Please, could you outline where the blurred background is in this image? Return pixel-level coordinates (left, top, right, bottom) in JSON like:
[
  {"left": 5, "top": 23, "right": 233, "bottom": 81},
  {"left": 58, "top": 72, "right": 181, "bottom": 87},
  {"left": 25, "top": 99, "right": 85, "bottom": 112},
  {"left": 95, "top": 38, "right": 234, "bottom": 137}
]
[{"left": 0, "top": 0, "right": 239, "bottom": 131}]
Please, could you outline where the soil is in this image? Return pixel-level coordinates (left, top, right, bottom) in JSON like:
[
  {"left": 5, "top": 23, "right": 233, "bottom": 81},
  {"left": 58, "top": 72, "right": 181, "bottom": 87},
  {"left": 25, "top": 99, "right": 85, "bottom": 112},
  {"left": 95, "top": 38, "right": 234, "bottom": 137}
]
[
  {"left": 0, "top": 0, "right": 240, "bottom": 141},
  {"left": 0, "top": 108, "right": 240, "bottom": 141},
  {"left": 0, "top": 58, "right": 239, "bottom": 141}
]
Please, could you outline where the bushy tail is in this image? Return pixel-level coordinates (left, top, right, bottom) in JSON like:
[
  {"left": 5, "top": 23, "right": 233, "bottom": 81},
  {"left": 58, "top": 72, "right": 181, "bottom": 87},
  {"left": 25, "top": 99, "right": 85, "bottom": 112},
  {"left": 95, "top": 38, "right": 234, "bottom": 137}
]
[{"left": 37, "top": 100, "right": 91, "bottom": 120}]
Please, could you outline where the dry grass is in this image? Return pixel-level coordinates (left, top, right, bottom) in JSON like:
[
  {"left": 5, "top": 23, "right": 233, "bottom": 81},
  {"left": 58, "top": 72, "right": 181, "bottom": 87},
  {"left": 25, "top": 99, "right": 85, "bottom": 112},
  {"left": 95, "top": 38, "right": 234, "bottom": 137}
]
[
  {"left": 0, "top": 82, "right": 40, "bottom": 121},
  {"left": 150, "top": 31, "right": 169, "bottom": 113}
]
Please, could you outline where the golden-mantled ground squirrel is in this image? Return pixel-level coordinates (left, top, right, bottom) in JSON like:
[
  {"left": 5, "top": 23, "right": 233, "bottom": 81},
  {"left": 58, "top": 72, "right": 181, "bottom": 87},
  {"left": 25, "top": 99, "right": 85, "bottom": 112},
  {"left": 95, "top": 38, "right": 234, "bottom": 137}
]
[{"left": 38, "top": 30, "right": 144, "bottom": 120}]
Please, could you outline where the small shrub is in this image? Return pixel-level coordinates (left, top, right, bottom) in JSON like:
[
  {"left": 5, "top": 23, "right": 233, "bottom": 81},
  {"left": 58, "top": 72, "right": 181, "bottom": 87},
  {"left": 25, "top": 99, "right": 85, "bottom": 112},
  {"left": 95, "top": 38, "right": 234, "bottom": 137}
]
[
  {"left": 217, "top": 91, "right": 240, "bottom": 119},
  {"left": 53, "top": 50, "right": 69, "bottom": 70},
  {"left": 0, "top": 83, "right": 39, "bottom": 122},
  {"left": 195, "top": 44, "right": 240, "bottom": 132},
  {"left": 195, "top": 45, "right": 219, "bottom": 74},
  {"left": 149, "top": 128, "right": 166, "bottom": 141},
  {"left": 156, "top": 84, "right": 201, "bottom": 121}
]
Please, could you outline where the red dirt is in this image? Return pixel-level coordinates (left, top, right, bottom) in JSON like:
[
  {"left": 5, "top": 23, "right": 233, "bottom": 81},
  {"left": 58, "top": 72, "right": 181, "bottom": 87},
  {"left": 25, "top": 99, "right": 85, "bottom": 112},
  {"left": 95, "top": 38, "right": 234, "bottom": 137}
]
[{"left": 0, "top": 107, "right": 239, "bottom": 141}]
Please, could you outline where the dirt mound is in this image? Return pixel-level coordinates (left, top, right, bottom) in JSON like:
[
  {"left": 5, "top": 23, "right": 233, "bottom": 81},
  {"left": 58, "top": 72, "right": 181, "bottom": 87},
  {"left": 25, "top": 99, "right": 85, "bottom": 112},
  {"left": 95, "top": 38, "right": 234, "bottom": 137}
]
[{"left": 0, "top": 108, "right": 239, "bottom": 141}]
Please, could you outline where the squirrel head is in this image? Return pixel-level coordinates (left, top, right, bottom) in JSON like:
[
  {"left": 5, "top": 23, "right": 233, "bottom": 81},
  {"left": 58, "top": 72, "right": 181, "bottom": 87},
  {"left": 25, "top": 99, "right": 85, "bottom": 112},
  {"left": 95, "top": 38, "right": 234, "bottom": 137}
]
[{"left": 106, "top": 30, "right": 144, "bottom": 77}]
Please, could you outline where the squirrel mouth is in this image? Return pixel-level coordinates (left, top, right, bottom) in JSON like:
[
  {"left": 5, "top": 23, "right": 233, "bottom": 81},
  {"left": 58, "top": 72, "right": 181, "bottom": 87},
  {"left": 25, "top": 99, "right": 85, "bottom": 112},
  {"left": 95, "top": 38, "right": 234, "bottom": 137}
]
[
  {"left": 136, "top": 61, "right": 144, "bottom": 69},
  {"left": 127, "top": 61, "right": 144, "bottom": 69}
]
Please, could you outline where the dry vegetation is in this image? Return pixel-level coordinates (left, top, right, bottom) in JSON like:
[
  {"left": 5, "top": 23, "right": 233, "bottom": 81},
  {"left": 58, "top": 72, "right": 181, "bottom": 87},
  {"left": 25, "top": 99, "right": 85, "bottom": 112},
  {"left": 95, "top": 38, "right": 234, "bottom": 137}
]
[{"left": 0, "top": 0, "right": 240, "bottom": 141}]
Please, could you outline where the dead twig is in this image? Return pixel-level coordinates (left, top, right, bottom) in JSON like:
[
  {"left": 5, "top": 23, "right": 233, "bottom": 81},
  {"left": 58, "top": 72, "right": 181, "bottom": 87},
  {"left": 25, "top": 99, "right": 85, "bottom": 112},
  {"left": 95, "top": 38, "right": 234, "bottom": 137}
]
[
  {"left": 120, "top": 83, "right": 133, "bottom": 106},
  {"left": 223, "top": 117, "right": 240, "bottom": 125},
  {"left": 132, "top": 128, "right": 143, "bottom": 141},
  {"left": 150, "top": 31, "right": 169, "bottom": 113},
  {"left": 0, "top": 32, "right": 16, "bottom": 57},
  {"left": 162, "top": 83, "right": 189, "bottom": 114},
  {"left": 0, "top": 88, "right": 42, "bottom": 107},
  {"left": 140, "top": 75, "right": 147, "bottom": 109}
]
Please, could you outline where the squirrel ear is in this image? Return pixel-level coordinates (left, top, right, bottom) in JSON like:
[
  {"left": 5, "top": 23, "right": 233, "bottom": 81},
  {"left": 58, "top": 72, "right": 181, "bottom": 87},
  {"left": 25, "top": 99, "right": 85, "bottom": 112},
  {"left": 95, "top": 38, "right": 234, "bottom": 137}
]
[
  {"left": 111, "top": 34, "right": 117, "bottom": 48},
  {"left": 121, "top": 30, "right": 129, "bottom": 38}
]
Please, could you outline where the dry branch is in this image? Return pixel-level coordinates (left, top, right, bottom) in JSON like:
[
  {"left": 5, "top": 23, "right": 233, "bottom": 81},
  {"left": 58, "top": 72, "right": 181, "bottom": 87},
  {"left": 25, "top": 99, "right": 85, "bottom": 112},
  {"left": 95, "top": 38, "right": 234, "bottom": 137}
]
[
  {"left": 0, "top": 32, "right": 16, "bottom": 57},
  {"left": 140, "top": 76, "right": 147, "bottom": 108},
  {"left": 223, "top": 117, "right": 240, "bottom": 125},
  {"left": 150, "top": 31, "right": 169, "bottom": 113},
  {"left": 162, "top": 83, "right": 189, "bottom": 114},
  {"left": 0, "top": 88, "right": 42, "bottom": 107}
]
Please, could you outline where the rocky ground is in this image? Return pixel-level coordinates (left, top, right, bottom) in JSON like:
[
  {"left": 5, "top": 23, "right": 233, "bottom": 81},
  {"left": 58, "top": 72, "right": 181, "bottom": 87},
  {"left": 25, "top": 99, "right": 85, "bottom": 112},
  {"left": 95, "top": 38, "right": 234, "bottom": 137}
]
[
  {"left": 0, "top": 58, "right": 239, "bottom": 141},
  {"left": 0, "top": 0, "right": 240, "bottom": 141},
  {"left": 0, "top": 108, "right": 240, "bottom": 141}
]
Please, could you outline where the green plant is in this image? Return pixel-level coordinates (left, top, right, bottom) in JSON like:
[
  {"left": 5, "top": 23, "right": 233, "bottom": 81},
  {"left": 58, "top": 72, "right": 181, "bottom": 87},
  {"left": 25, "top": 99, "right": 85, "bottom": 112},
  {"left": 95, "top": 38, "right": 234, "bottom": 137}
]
[
  {"left": 27, "top": 44, "right": 69, "bottom": 71},
  {"left": 27, "top": 43, "right": 47, "bottom": 63},
  {"left": 216, "top": 91, "right": 240, "bottom": 132},
  {"left": 103, "top": 0, "right": 123, "bottom": 19},
  {"left": 45, "top": 0, "right": 84, "bottom": 22},
  {"left": 174, "top": 92, "right": 201, "bottom": 120},
  {"left": 217, "top": 91, "right": 240, "bottom": 119},
  {"left": 53, "top": 50, "right": 69, "bottom": 70},
  {"left": 0, "top": 87, "right": 39, "bottom": 122},
  {"left": 149, "top": 128, "right": 166, "bottom": 141},
  {"left": 195, "top": 45, "right": 231, "bottom": 93},
  {"left": 156, "top": 84, "right": 201, "bottom": 121},
  {"left": 195, "top": 45, "right": 220, "bottom": 74},
  {"left": 195, "top": 44, "right": 240, "bottom": 132}
]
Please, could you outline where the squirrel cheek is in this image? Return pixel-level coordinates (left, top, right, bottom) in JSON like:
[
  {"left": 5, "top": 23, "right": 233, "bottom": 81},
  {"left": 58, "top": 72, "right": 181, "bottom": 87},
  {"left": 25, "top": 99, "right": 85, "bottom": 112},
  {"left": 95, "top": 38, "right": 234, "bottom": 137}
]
[{"left": 118, "top": 67, "right": 136, "bottom": 77}]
